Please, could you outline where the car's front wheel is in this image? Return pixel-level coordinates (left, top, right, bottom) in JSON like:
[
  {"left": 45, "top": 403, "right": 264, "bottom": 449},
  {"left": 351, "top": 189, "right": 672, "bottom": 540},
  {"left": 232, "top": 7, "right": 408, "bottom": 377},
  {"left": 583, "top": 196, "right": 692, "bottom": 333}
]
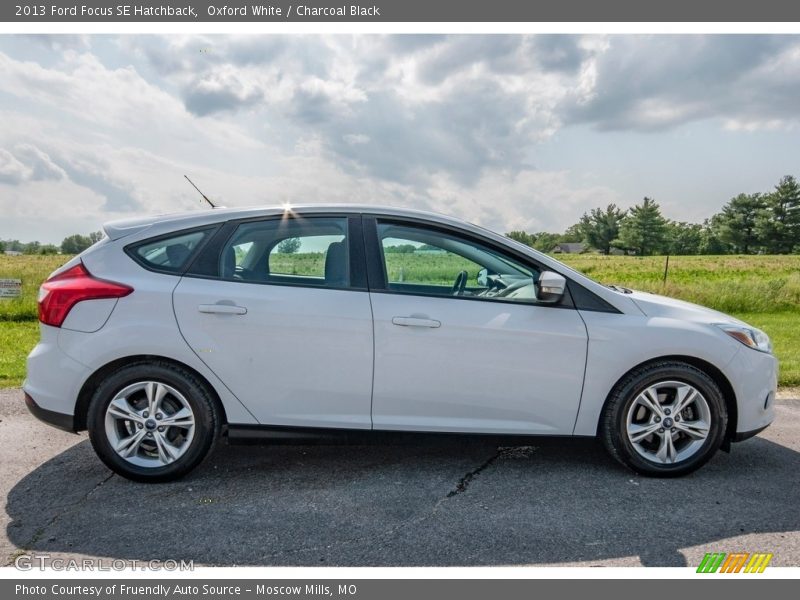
[
  {"left": 600, "top": 361, "right": 727, "bottom": 477},
  {"left": 87, "top": 361, "right": 221, "bottom": 482}
]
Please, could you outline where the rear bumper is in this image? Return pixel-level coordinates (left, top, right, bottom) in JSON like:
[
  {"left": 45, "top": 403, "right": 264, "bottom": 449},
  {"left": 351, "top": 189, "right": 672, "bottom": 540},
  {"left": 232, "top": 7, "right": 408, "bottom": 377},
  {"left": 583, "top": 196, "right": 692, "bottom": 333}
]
[
  {"left": 24, "top": 392, "right": 76, "bottom": 432},
  {"left": 23, "top": 324, "right": 89, "bottom": 425}
]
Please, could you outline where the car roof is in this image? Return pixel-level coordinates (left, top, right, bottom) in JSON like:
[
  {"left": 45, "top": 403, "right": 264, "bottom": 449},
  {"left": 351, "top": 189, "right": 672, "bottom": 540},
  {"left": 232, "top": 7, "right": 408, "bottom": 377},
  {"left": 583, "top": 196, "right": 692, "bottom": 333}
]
[{"left": 103, "top": 204, "right": 483, "bottom": 241}]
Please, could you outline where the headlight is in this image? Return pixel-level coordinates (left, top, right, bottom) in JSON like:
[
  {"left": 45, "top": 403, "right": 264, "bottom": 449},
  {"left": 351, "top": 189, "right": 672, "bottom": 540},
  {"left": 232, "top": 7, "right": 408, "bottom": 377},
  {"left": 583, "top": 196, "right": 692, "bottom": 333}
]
[{"left": 715, "top": 324, "right": 772, "bottom": 354}]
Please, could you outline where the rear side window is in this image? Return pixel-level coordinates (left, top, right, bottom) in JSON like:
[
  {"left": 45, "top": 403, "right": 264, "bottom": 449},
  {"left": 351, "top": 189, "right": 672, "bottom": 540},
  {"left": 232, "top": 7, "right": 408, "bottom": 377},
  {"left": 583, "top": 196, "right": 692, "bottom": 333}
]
[
  {"left": 127, "top": 229, "right": 212, "bottom": 273},
  {"left": 219, "top": 217, "right": 350, "bottom": 288}
]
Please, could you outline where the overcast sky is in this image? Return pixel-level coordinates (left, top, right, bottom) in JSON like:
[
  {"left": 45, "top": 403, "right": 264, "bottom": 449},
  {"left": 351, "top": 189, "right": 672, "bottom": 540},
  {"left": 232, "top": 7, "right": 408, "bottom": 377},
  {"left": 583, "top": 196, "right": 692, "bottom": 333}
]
[{"left": 1, "top": 34, "right": 800, "bottom": 243}]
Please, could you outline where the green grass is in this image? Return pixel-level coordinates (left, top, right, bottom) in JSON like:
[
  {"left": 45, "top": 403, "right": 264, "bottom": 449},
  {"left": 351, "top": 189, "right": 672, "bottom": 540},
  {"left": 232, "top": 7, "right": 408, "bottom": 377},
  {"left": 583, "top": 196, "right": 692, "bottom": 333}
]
[
  {"left": 0, "top": 254, "right": 72, "bottom": 387},
  {"left": 384, "top": 253, "right": 480, "bottom": 285},
  {"left": 0, "top": 321, "right": 38, "bottom": 388},
  {"left": 733, "top": 313, "right": 800, "bottom": 387},
  {"left": 268, "top": 252, "right": 326, "bottom": 277},
  {"left": 0, "top": 255, "right": 67, "bottom": 321},
  {"left": 1, "top": 253, "right": 799, "bottom": 388},
  {"left": 558, "top": 254, "right": 800, "bottom": 314}
]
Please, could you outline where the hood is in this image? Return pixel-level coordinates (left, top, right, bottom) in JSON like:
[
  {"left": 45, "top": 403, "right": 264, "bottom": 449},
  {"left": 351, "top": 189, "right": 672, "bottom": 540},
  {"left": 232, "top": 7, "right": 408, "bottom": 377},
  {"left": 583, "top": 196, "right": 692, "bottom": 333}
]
[{"left": 626, "top": 290, "right": 747, "bottom": 327}]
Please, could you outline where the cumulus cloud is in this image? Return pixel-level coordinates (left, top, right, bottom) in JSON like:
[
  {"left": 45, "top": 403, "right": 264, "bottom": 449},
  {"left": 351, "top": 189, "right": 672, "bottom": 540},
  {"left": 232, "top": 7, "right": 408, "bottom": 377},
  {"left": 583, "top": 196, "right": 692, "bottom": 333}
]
[
  {"left": 183, "top": 66, "right": 264, "bottom": 115},
  {"left": 120, "top": 34, "right": 800, "bottom": 192},
  {"left": 157, "top": 35, "right": 800, "bottom": 135},
  {"left": 421, "top": 168, "right": 620, "bottom": 234},
  {"left": 3, "top": 34, "right": 800, "bottom": 243},
  {"left": 0, "top": 149, "right": 29, "bottom": 184},
  {"left": 0, "top": 49, "right": 263, "bottom": 151},
  {"left": 0, "top": 145, "right": 66, "bottom": 185},
  {"left": 154, "top": 36, "right": 589, "bottom": 186},
  {"left": 14, "top": 144, "right": 67, "bottom": 181},
  {"left": 25, "top": 34, "right": 91, "bottom": 52},
  {"left": 563, "top": 35, "right": 800, "bottom": 131}
]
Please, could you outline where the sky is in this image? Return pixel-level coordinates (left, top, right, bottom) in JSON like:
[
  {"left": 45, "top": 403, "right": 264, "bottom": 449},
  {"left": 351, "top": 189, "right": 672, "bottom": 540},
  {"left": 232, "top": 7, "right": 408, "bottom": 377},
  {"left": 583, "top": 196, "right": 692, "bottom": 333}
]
[{"left": 1, "top": 34, "right": 800, "bottom": 244}]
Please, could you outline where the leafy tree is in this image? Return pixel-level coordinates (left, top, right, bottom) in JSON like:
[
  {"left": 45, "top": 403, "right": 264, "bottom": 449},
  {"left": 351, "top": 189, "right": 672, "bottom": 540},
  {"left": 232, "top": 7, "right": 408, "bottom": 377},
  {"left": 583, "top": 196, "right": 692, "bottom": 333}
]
[
  {"left": 61, "top": 234, "right": 93, "bottom": 254},
  {"left": 698, "top": 220, "right": 729, "bottom": 255},
  {"left": 615, "top": 197, "right": 668, "bottom": 256},
  {"left": 39, "top": 244, "right": 60, "bottom": 255},
  {"left": 506, "top": 230, "right": 536, "bottom": 247},
  {"left": 276, "top": 237, "right": 301, "bottom": 254},
  {"left": 88, "top": 231, "right": 104, "bottom": 244},
  {"left": 0, "top": 240, "right": 5, "bottom": 253},
  {"left": 577, "top": 204, "right": 626, "bottom": 255},
  {"left": 756, "top": 175, "right": 800, "bottom": 254},
  {"left": 532, "top": 232, "right": 560, "bottom": 253},
  {"left": 712, "top": 193, "right": 766, "bottom": 254},
  {"left": 664, "top": 221, "right": 704, "bottom": 255},
  {"left": 560, "top": 223, "right": 584, "bottom": 243},
  {"left": 23, "top": 241, "right": 41, "bottom": 255}
]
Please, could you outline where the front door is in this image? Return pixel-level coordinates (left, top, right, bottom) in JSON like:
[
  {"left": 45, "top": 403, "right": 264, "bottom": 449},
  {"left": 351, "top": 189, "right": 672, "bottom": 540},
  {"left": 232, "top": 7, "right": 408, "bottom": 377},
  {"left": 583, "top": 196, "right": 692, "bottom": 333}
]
[{"left": 367, "top": 218, "right": 588, "bottom": 435}]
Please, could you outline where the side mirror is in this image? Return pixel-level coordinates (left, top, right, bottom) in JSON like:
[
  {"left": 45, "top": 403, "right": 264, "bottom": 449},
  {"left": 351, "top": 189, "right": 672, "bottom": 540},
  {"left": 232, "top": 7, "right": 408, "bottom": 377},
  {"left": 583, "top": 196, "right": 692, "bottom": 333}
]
[{"left": 535, "top": 271, "right": 567, "bottom": 303}]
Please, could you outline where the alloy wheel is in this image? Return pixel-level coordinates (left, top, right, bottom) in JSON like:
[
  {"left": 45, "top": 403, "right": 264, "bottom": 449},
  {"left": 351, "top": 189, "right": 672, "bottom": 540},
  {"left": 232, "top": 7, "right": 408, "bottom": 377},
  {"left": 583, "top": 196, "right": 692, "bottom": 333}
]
[
  {"left": 625, "top": 380, "right": 711, "bottom": 465},
  {"left": 104, "top": 381, "right": 196, "bottom": 468}
]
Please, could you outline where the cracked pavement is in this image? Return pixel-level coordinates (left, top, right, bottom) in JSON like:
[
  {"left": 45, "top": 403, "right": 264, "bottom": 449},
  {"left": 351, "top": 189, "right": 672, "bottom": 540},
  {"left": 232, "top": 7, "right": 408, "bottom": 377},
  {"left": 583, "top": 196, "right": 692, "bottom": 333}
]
[{"left": 2, "top": 388, "right": 799, "bottom": 567}]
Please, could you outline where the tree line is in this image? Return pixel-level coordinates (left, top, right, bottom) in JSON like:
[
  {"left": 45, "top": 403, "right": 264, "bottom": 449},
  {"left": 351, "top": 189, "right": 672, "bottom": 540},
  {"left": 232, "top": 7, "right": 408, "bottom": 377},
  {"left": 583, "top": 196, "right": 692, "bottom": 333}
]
[
  {"left": 1, "top": 232, "right": 103, "bottom": 256},
  {"left": 507, "top": 175, "right": 800, "bottom": 255},
  {"left": 3, "top": 175, "right": 799, "bottom": 257}
]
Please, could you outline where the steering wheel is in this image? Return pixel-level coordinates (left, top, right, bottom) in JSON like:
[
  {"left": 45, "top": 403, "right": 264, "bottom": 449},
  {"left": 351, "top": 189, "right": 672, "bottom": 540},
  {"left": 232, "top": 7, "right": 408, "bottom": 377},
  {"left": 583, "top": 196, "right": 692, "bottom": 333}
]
[{"left": 452, "top": 270, "right": 468, "bottom": 296}]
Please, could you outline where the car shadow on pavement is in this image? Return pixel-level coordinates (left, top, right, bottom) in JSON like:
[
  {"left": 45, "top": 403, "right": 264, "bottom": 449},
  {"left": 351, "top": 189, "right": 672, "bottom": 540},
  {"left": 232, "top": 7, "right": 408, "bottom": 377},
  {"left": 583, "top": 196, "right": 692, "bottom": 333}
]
[{"left": 6, "top": 434, "right": 800, "bottom": 567}]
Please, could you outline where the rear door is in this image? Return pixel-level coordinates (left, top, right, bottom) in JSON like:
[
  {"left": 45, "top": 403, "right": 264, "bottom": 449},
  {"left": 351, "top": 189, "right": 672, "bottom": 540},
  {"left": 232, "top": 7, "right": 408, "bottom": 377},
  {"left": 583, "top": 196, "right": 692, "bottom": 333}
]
[
  {"left": 172, "top": 214, "right": 374, "bottom": 428},
  {"left": 365, "top": 217, "right": 588, "bottom": 435}
]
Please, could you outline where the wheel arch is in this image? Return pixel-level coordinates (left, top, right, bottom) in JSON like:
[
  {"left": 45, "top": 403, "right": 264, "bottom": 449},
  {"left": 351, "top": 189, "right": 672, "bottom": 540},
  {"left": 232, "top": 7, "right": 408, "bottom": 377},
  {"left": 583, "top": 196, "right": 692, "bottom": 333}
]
[
  {"left": 599, "top": 355, "right": 738, "bottom": 445},
  {"left": 74, "top": 355, "right": 228, "bottom": 431}
]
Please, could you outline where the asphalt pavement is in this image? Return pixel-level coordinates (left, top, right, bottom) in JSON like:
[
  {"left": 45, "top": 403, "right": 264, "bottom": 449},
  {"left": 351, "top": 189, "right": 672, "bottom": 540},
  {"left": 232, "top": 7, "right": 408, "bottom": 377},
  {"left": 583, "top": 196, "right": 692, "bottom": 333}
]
[{"left": 2, "top": 388, "right": 798, "bottom": 567}]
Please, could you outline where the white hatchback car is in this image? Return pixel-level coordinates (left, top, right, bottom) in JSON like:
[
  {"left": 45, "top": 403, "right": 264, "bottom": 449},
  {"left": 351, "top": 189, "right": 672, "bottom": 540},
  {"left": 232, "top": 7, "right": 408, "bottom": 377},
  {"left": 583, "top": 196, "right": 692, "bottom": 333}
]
[{"left": 25, "top": 205, "right": 777, "bottom": 482}]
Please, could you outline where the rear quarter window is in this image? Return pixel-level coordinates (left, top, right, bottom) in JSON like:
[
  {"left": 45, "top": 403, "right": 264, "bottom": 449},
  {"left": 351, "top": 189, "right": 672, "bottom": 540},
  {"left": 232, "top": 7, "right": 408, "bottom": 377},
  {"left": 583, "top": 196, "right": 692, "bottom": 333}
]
[{"left": 126, "top": 228, "right": 214, "bottom": 274}]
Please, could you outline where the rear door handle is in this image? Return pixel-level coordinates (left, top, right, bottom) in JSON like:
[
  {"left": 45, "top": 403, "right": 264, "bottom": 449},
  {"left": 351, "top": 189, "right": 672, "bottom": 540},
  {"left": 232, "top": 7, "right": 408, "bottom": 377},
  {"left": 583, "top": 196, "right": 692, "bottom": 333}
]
[
  {"left": 198, "top": 303, "right": 247, "bottom": 315},
  {"left": 392, "top": 316, "right": 441, "bottom": 328}
]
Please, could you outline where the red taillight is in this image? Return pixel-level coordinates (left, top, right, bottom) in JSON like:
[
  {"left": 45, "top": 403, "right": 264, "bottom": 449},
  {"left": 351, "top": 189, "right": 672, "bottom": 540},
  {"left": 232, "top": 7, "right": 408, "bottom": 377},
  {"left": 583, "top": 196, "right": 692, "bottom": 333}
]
[{"left": 38, "top": 263, "right": 133, "bottom": 328}]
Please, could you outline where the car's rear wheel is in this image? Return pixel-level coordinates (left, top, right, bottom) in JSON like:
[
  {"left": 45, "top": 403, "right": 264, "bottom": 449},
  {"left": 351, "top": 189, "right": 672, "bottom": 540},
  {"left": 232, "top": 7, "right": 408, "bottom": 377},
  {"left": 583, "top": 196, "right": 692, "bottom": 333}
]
[
  {"left": 600, "top": 361, "right": 727, "bottom": 477},
  {"left": 87, "top": 361, "right": 221, "bottom": 482}
]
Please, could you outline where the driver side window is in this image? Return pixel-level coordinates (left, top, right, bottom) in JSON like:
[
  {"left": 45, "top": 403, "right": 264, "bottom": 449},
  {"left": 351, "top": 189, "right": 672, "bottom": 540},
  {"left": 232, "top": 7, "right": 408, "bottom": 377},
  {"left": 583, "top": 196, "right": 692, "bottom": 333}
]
[{"left": 376, "top": 222, "right": 540, "bottom": 303}]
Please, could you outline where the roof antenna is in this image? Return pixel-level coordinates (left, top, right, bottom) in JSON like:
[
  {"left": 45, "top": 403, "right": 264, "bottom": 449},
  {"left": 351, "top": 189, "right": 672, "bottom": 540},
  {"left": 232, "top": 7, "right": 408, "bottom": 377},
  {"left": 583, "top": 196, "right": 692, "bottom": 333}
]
[{"left": 184, "top": 175, "right": 217, "bottom": 208}]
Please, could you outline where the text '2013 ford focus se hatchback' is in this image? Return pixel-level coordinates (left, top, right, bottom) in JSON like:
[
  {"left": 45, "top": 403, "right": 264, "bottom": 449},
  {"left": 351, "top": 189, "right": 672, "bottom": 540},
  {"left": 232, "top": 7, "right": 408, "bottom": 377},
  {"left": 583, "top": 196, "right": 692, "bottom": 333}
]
[{"left": 25, "top": 205, "right": 777, "bottom": 481}]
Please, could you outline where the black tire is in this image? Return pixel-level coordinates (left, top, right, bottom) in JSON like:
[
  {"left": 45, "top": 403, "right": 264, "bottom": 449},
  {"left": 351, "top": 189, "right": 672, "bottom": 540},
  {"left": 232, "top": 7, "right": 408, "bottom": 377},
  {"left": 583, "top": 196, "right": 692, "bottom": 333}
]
[
  {"left": 599, "top": 361, "right": 727, "bottom": 477},
  {"left": 87, "top": 361, "right": 221, "bottom": 483}
]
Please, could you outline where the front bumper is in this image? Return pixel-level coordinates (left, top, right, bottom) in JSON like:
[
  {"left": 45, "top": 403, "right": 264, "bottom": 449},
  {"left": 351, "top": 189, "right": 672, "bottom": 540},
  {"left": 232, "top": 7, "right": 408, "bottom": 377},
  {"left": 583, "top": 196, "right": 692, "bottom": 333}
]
[
  {"left": 24, "top": 392, "right": 76, "bottom": 432},
  {"left": 733, "top": 423, "right": 771, "bottom": 443},
  {"left": 726, "top": 346, "right": 778, "bottom": 441}
]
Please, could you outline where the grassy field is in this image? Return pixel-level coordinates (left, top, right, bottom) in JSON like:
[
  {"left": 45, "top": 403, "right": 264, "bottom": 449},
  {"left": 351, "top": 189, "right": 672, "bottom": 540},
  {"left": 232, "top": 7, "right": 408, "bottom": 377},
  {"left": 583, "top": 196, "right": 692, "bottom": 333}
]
[
  {"left": 558, "top": 254, "right": 800, "bottom": 314},
  {"left": 1, "top": 253, "right": 798, "bottom": 387},
  {"left": 0, "top": 255, "right": 64, "bottom": 322},
  {"left": 0, "top": 322, "right": 38, "bottom": 388}
]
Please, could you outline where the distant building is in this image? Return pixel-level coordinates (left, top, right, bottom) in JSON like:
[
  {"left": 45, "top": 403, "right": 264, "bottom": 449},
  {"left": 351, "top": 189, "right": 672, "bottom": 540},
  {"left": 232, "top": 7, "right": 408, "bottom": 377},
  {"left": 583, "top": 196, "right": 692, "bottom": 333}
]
[
  {"left": 553, "top": 242, "right": 586, "bottom": 254},
  {"left": 3, "top": 250, "right": 22, "bottom": 256}
]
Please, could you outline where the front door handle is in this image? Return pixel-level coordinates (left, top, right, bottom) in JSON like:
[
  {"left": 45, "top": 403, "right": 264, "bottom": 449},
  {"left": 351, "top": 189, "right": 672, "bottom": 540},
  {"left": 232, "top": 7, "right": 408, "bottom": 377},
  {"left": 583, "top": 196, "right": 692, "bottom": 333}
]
[
  {"left": 392, "top": 316, "right": 441, "bottom": 328},
  {"left": 198, "top": 303, "right": 247, "bottom": 315}
]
